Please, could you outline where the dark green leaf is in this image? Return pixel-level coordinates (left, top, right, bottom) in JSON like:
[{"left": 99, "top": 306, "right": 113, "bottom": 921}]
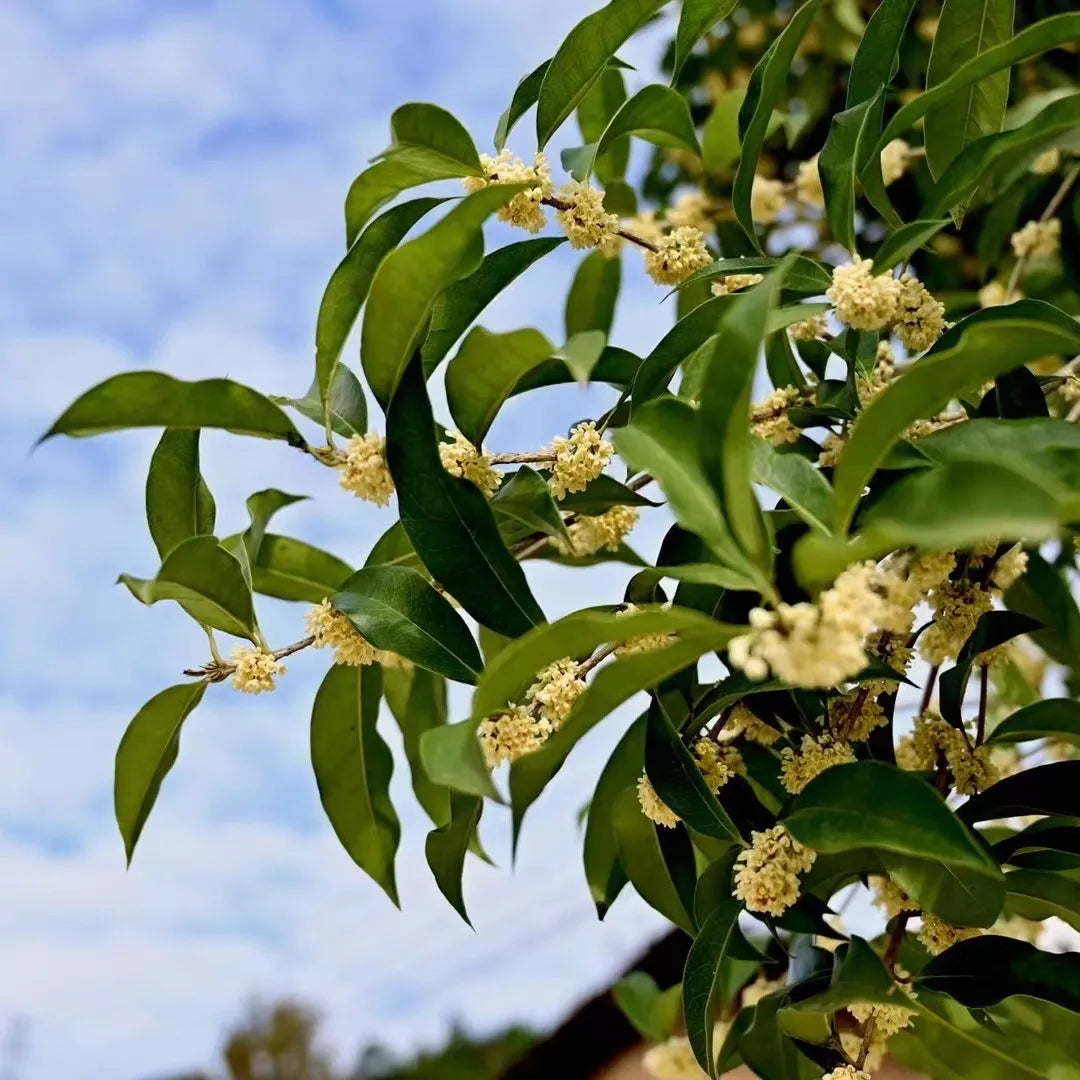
[
  {"left": 381, "top": 102, "right": 482, "bottom": 175},
  {"left": 386, "top": 358, "right": 545, "bottom": 638},
  {"left": 1005, "top": 868, "right": 1080, "bottom": 933},
  {"left": 276, "top": 364, "right": 368, "bottom": 439},
  {"left": 420, "top": 719, "right": 501, "bottom": 801},
  {"left": 593, "top": 83, "right": 701, "bottom": 166},
  {"left": 871, "top": 219, "right": 951, "bottom": 274},
  {"left": 565, "top": 250, "right": 621, "bottom": 339},
  {"left": 490, "top": 466, "right": 572, "bottom": 547},
  {"left": 846, "top": 0, "right": 918, "bottom": 107},
  {"left": 672, "top": 0, "right": 739, "bottom": 81},
  {"left": 333, "top": 566, "right": 484, "bottom": 684},
  {"left": 675, "top": 256, "right": 832, "bottom": 301},
  {"left": 989, "top": 698, "right": 1080, "bottom": 746},
  {"left": 557, "top": 473, "right": 662, "bottom": 514},
  {"left": 145, "top": 430, "right": 216, "bottom": 560},
  {"left": 425, "top": 792, "right": 483, "bottom": 925},
  {"left": 819, "top": 94, "right": 883, "bottom": 255},
  {"left": 245, "top": 534, "right": 352, "bottom": 604},
  {"left": 750, "top": 438, "right": 833, "bottom": 533},
  {"left": 786, "top": 938, "right": 900, "bottom": 1015},
  {"left": 702, "top": 88, "right": 745, "bottom": 173},
  {"left": 613, "top": 972, "right": 683, "bottom": 1042},
  {"left": 114, "top": 682, "right": 206, "bottom": 864},
  {"left": 310, "top": 664, "right": 399, "bottom": 904},
  {"left": 495, "top": 59, "right": 550, "bottom": 149},
  {"left": 957, "top": 761, "right": 1080, "bottom": 823}
]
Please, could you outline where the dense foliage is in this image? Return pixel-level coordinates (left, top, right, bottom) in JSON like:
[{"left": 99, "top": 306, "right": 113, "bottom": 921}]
[{"left": 47, "top": 0, "right": 1080, "bottom": 1077}]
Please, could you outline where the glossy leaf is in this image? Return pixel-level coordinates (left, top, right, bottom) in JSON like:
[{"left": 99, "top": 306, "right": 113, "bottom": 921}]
[
  {"left": 385, "top": 358, "right": 545, "bottom": 638},
  {"left": 672, "top": 0, "right": 739, "bottom": 81},
  {"left": 145, "top": 430, "right": 216, "bottom": 560},
  {"left": 245, "top": 535, "right": 352, "bottom": 604},
  {"left": 535, "top": 0, "right": 669, "bottom": 149},
  {"left": 276, "top": 364, "right": 368, "bottom": 440},
  {"left": 425, "top": 792, "right": 483, "bottom": 925},
  {"left": 750, "top": 438, "right": 833, "bottom": 533},
  {"left": 422, "top": 236, "right": 565, "bottom": 372},
  {"left": 786, "top": 937, "right": 900, "bottom": 1014},
  {"left": 592, "top": 83, "right": 701, "bottom": 167},
  {"left": 702, "top": 88, "right": 745, "bottom": 173},
  {"left": 490, "top": 466, "right": 572, "bottom": 547},
  {"left": 732, "top": 0, "right": 822, "bottom": 248},
  {"left": 677, "top": 256, "right": 832, "bottom": 299},
  {"left": 819, "top": 94, "right": 882, "bottom": 255},
  {"left": 361, "top": 184, "right": 525, "bottom": 407},
  {"left": 988, "top": 698, "right": 1080, "bottom": 746},
  {"left": 494, "top": 59, "right": 550, "bottom": 149},
  {"left": 114, "top": 682, "right": 206, "bottom": 864},
  {"left": 565, "top": 250, "right": 621, "bottom": 339},
  {"left": 333, "top": 566, "right": 484, "bottom": 684},
  {"left": 43, "top": 372, "right": 304, "bottom": 446},
  {"left": 846, "top": 0, "right": 918, "bottom": 107},
  {"left": 420, "top": 718, "right": 501, "bottom": 802},
  {"left": 120, "top": 536, "right": 257, "bottom": 640},
  {"left": 1005, "top": 869, "right": 1080, "bottom": 933},
  {"left": 612, "top": 972, "right": 683, "bottom": 1043},
  {"left": 310, "top": 664, "right": 399, "bottom": 904},
  {"left": 871, "top": 219, "right": 951, "bottom": 274},
  {"left": 445, "top": 326, "right": 555, "bottom": 445},
  {"left": 557, "top": 473, "right": 662, "bottom": 515},
  {"left": 958, "top": 761, "right": 1080, "bottom": 823}
]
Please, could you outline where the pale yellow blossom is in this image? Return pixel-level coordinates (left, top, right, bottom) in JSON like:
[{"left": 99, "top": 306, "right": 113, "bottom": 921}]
[
  {"left": 710, "top": 272, "right": 763, "bottom": 296},
  {"left": 644, "top": 226, "right": 713, "bottom": 285},
  {"left": 439, "top": 430, "right": 502, "bottom": 497},
  {"left": 637, "top": 772, "right": 679, "bottom": 828},
  {"left": 750, "top": 176, "right": 787, "bottom": 223},
  {"left": 1031, "top": 148, "right": 1062, "bottom": 175},
  {"left": 230, "top": 646, "right": 285, "bottom": 694},
  {"left": 478, "top": 704, "right": 552, "bottom": 767},
  {"left": 734, "top": 824, "right": 815, "bottom": 916},
  {"left": 555, "top": 181, "right": 620, "bottom": 249},
  {"left": 1011, "top": 217, "right": 1061, "bottom": 258},
  {"left": 881, "top": 139, "right": 912, "bottom": 186},
  {"left": 306, "top": 599, "right": 378, "bottom": 666},
  {"left": 780, "top": 734, "right": 856, "bottom": 794},
  {"left": 642, "top": 1036, "right": 707, "bottom": 1080},
  {"left": 795, "top": 155, "right": 825, "bottom": 208},
  {"left": 827, "top": 259, "right": 902, "bottom": 331},
  {"left": 789, "top": 314, "right": 830, "bottom": 341},
  {"left": 893, "top": 274, "right": 946, "bottom": 352},
  {"left": 727, "top": 702, "right": 780, "bottom": 745},
  {"left": 339, "top": 433, "right": 395, "bottom": 505},
  {"left": 464, "top": 149, "right": 553, "bottom": 233},
  {"left": 919, "top": 913, "right": 981, "bottom": 955},
  {"left": 667, "top": 190, "right": 718, "bottom": 232},
  {"left": 751, "top": 386, "right": 802, "bottom": 446},
  {"left": 548, "top": 421, "right": 613, "bottom": 499},
  {"left": 562, "top": 505, "right": 640, "bottom": 556},
  {"left": 526, "top": 658, "right": 586, "bottom": 728}
]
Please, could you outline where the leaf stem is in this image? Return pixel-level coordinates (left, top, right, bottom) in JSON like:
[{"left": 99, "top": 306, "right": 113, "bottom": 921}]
[{"left": 919, "top": 664, "right": 940, "bottom": 715}]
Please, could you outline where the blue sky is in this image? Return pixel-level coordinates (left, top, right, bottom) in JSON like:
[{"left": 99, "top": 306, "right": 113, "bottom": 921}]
[{"left": 0, "top": 2, "right": 684, "bottom": 1077}]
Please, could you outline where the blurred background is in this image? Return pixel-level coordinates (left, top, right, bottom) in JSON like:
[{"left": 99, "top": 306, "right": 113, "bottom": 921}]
[{"left": 0, "top": 1, "right": 689, "bottom": 1078}]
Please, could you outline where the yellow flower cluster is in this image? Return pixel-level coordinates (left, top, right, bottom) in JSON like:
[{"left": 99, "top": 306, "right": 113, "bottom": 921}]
[
  {"left": 1031, "top": 148, "right": 1062, "bottom": 175},
  {"left": 827, "top": 260, "right": 902, "bottom": 331},
  {"left": 667, "top": 190, "right": 718, "bottom": 232},
  {"left": 829, "top": 690, "right": 887, "bottom": 742},
  {"left": 822, "top": 1067, "right": 871, "bottom": 1080},
  {"left": 790, "top": 314, "right": 830, "bottom": 341},
  {"left": 919, "top": 913, "right": 981, "bottom": 955},
  {"left": 548, "top": 421, "right": 613, "bottom": 499},
  {"left": 893, "top": 273, "right": 947, "bottom": 352},
  {"left": 727, "top": 702, "right": 780, "bottom": 745},
  {"left": 230, "top": 645, "right": 285, "bottom": 694},
  {"left": 339, "top": 433, "right": 395, "bottom": 505},
  {"left": 880, "top": 138, "right": 912, "bottom": 186},
  {"left": 734, "top": 824, "right": 816, "bottom": 916},
  {"left": 1011, "top": 217, "right": 1061, "bottom": 258},
  {"left": 562, "top": 505, "right": 640, "bottom": 556},
  {"left": 554, "top": 181, "right": 620, "bottom": 249},
  {"left": 863, "top": 630, "right": 914, "bottom": 696},
  {"left": 614, "top": 603, "right": 676, "bottom": 655},
  {"left": 871, "top": 874, "right": 919, "bottom": 920},
  {"left": 438, "top": 430, "right": 502, "bottom": 497},
  {"left": 795, "top": 155, "right": 824, "bottom": 208},
  {"left": 780, "top": 734, "right": 856, "bottom": 794},
  {"left": 478, "top": 705, "right": 552, "bottom": 768},
  {"left": 750, "top": 175, "right": 787, "bottom": 223},
  {"left": 978, "top": 280, "right": 1011, "bottom": 308},
  {"left": 306, "top": 599, "right": 378, "bottom": 666},
  {"left": 922, "top": 580, "right": 993, "bottom": 664},
  {"left": 642, "top": 1036, "right": 708, "bottom": 1080},
  {"left": 751, "top": 386, "right": 802, "bottom": 446},
  {"left": 525, "top": 658, "right": 586, "bottom": 728},
  {"left": 992, "top": 544, "right": 1029, "bottom": 590},
  {"left": 849, "top": 1001, "right": 915, "bottom": 1039},
  {"left": 464, "top": 149, "right": 553, "bottom": 233},
  {"left": 624, "top": 210, "right": 666, "bottom": 246},
  {"left": 897, "top": 712, "right": 998, "bottom": 794},
  {"left": 693, "top": 738, "right": 736, "bottom": 793},
  {"left": 637, "top": 772, "right": 679, "bottom": 828},
  {"left": 857, "top": 341, "right": 896, "bottom": 405},
  {"left": 644, "top": 226, "right": 713, "bottom": 285},
  {"left": 710, "top": 272, "right": 763, "bottom": 296}
]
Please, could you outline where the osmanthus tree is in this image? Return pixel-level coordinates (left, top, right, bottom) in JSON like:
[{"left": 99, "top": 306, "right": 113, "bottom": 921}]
[{"left": 41, "top": 0, "right": 1080, "bottom": 1078}]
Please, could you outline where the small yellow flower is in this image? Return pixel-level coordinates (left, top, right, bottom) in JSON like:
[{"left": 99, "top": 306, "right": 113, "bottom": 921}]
[
  {"left": 230, "top": 646, "right": 285, "bottom": 694},
  {"left": 306, "top": 599, "right": 379, "bottom": 666},
  {"left": 751, "top": 386, "right": 802, "bottom": 446},
  {"left": 780, "top": 734, "right": 856, "bottom": 794},
  {"left": 637, "top": 772, "right": 679, "bottom": 828},
  {"left": 548, "top": 421, "right": 613, "bottom": 499},
  {"left": 822, "top": 1066, "right": 871, "bottom": 1080},
  {"left": 919, "top": 913, "right": 981, "bottom": 955},
  {"left": 339, "top": 433, "right": 395, "bottom": 505},
  {"left": 478, "top": 704, "right": 552, "bottom": 767},
  {"left": 438, "top": 430, "right": 502, "bottom": 497},
  {"left": 1011, "top": 217, "right": 1061, "bottom": 258},
  {"left": 734, "top": 824, "right": 815, "bottom": 916},
  {"left": 561, "top": 506, "right": 639, "bottom": 557},
  {"left": 978, "top": 280, "right": 1012, "bottom": 308},
  {"left": 554, "top": 181, "right": 620, "bottom": 250},
  {"left": 464, "top": 149, "right": 553, "bottom": 233},
  {"left": 789, "top": 314, "right": 829, "bottom": 341},
  {"left": 526, "top": 658, "right": 586, "bottom": 728},
  {"left": 644, "top": 226, "right": 712, "bottom": 285},
  {"left": 1030, "top": 148, "right": 1062, "bottom": 176},
  {"left": 613, "top": 602, "right": 675, "bottom": 655},
  {"left": 750, "top": 175, "right": 787, "bottom": 223},
  {"left": 642, "top": 1036, "right": 707, "bottom": 1080},
  {"left": 667, "top": 190, "right": 718, "bottom": 232},
  {"left": 795, "top": 155, "right": 825, "bottom": 208},
  {"left": 827, "top": 259, "right": 902, "bottom": 331},
  {"left": 880, "top": 138, "right": 912, "bottom": 186},
  {"left": 710, "top": 272, "right": 763, "bottom": 296},
  {"left": 893, "top": 273, "right": 946, "bottom": 353}
]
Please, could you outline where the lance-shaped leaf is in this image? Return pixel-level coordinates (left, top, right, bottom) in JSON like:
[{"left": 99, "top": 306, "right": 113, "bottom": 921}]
[
  {"left": 386, "top": 358, "right": 544, "bottom": 638},
  {"left": 683, "top": 900, "right": 761, "bottom": 1077},
  {"left": 784, "top": 762, "right": 1005, "bottom": 925},
  {"left": 535, "top": 0, "right": 670, "bottom": 149},
  {"left": 557, "top": 473, "right": 661, "bottom": 515},
  {"left": 345, "top": 103, "right": 482, "bottom": 243},
  {"left": 495, "top": 59, "right": 550, "bottom": 149},
  {"left": 120, "top": 536, "right": 258, "bottom": 640},
  {"left": 225, "top": 488, "right": 306, "bottom": 586},
  {"left": 584, "top": 714, "right": 645, "bottom": 917},
  {"left": 145, "top": 430, "right": 216, "bottom": 560},
  {"left": 310, "top": 664, "right": 399, "bottom": 904},
  {"left": 362, "top": 184, "right": 525, "bottom": 407},
  {"left": 333, "top": 566, "right": 484, "bottom": 684},
  {"left": 422, "top": 236, "right": 565, "bottom": 372},
  {"left": 244, "top": 535, "right": 352, "bottom": 604},
  {"left": 43, "top": 372, "right": 304, "bottom": 446},
  {"left": 276, "top": 364, "right": 367, "bottom": 440},
  {"left": 750, "top": 439, "right": 833, "bottom": 534},
  {"left": 425, "top": 792, "right": 484, "bottom": 925},
  {"left": 676, "top": 256, "right": 832, "bottom": 299},
  {"left": 1005, "top": 869, "right": 1080, "bottom": 933},
  {"left": 732, "top": 0, "right": 822, "bottom": 248},
  {"left": 923, "top": 0, "right": 1016, "bottom": 180},
  {"left": 846, "top": 0, "right": 918, "bottom": 107},
  {"left": 870, "top": 219, "right": 950, "bottom": 275},
  {"left": 988, "top": 698, "right": 1080, "bottom": 746},
  {"left": 957, "top": 761, "right": 1080, "bottom": 823},
  {"left": 316, "top": 197, "right": 444, "bottom": 416},
  {"left": 490, "top": 467, "right": 572, "bottom": 548},
  {"left": 920, "top": 936, "right": 1080, "bottom": 1012},
  {"left": 612, "top": 787, "right": 696, "bottom": 934},
  {"left": 445, "top": 326, "right": 555, "bottom": 445},
  {"left": 672, "top": 0, "right": 739, "bottom": 81},
  {"left": 114, "top": 682, "right": 206, "bottom": 865},
  {"left": 613, "top": 973, "right": 683, "bottom": 1043},
  {"left": 785, "top": 937, "right": 900, "bottom": 1016},
  {"left": 590, "top": 83, "right": 701, "bottom": 171},
  {"left": 819, "top": 93, "right": 883, "bottom": 255},
  {"left": 420, "top": 718, "right": 501, "bottom": 802},
  {"left": 565, "top": 249, "right": 621, "bottom": 339}
]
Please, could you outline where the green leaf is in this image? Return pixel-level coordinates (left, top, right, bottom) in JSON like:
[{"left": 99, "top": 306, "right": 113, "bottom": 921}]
[
  {"left": 232, "top": 489, "right": 306, "bottom": 577},
  {"left": 924, "top": 0, "right": 1016, "bottom": 180},
  {"left": 988, "top": 698, "right": 1080, "bottom": 746},
  {"left": 615, "top": 398, "right": 758, "bottom": 585},
  {"left": 495, "top": 59, "right": 550, "bottom": 149},
  {"left": 310, "top": 664, "right": 399, "bottom": 904},
  {"left": 645, "top": 696, "right": 742, "bottom": 843},
  {"left": 612, "top": 786, "right": 695, "bottom": 934},
  {"left": 738, "top": 995, "right": 821, "bottom": 1080},
  {"left": 114, "top": 682, "right": 206, "bottom": 865},
  {"left": 43, "top": 372, "right": 304, "bottom": 446},
  {"left": 361, "top": 184, "right": 525, "bottom": 407},
  {"left": 584, "top": 714, "right": 645, "bottom": 917},
  {"left": 921, "top": 936, "right": 1080, "bottom": 1012},
  {"left": 702, "top": 88, "right": 746, "bottom": 174},
  {"left": 786, "top": 937, "right": 900, "bottom": 1014},
  {"left": 490, "top": 467, "right": 572, "bottom": 547},
  {"left": 958, "top": 762, "right": 1080, "bottom": 823},
  {"left": 365, "top": 521, "right": 422, "bottom": 572},
  {"left": 732, "top": 0, "right": 822, "bottom": 248},
  {"left": 565, "top": 250, "right": 621, "bottom": 339},
  {"left": 871, "top": 218, "right": 951, "bottom": 274},
  {"left": 1005, "top": 550, "right": 1080, "bottom": 669},
  {"left": 557, "top": 473, "right": 662, "bottom": 515},
  {"left": 315, "top": 197, "right": 444, "bottom": 419},
  {"left": 683, "top": 900, "right": 758, "bottom": 1077},
  {"left": 750, "top": 438, "right": 833, "bottom": 533},
  {"left": 385, "top": 358, "right": 544, "bottom": 637},
  {"left": 675, "top": 256, "right": 832, "bottom": 301},
  {"left": 613, "top": 972, "right": 683, "bottom": 1043},
  {"left": 445, "top": 326, "right": 555, "bottom": 445},
  {"left": 846, "top": 0, "right": 918, "bottom": 107},
  {"left": 557, "top": 330, "right": 608, "bottom": 385},
  {"left": 924, "top": 93, "right": 1080, "bottom": 217},
  {"left": 420, "top": 718, "right": 501, "bottom": 802},
  {"left": 245, "top": 535, "right": 352, "bottom": 604},
  {"left": 535, "top": 0, "right": 669, "bottom": 149},
  {"left": 827, "top": 311, "right": 1080, "bottom": 533},
  {"left": 784, "top": 761, "right": 1005, "bottom": 925},
  {"left": 672, "top": 0, "right": 738, "bottom": 82},
  {"left": 592, "top": 83, "right": 701, "bottom": 168},
  {"left": 425, "top": 792, "right": 483, "bottom": 925},
  {"left": 333, "top": 566, "right": 484, "bottom": 684},
  {"left": 422, "top": 236, "right": 565, "bottom": 373},
  {"left": 819, "top": 93, "right": 884, "bottom": 255},
  {"left": 145, "top": 430, "right": 216, "bottom": 560},
  {"left": 276, "top": 364, "right": 368, "bottom": 440},
  {"left": 120, "top": 536, "right": 257, "bottom": 640},
  {"left": 577, "top": 66, "right": 630, "bottom": 184},
  {"left": 1005, "top": 869, "right": 1080, "bottom": 933}
]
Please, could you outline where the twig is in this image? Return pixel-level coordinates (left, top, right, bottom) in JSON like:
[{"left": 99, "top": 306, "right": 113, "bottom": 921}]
[
  {"left": 976, "top": 663, "right": 989, "bottom": 746},
  {"left": 918, "top": 664, "right": 940, "bottom": 715},
  {"left": 488, "top": 450, "right": 557, "bottom": 465},
  {"left": 542, "top": 196, "right": 661, "bottom": 252},
  {"left": 183, "top": 635, "right": 316, "bottom": 681}
]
